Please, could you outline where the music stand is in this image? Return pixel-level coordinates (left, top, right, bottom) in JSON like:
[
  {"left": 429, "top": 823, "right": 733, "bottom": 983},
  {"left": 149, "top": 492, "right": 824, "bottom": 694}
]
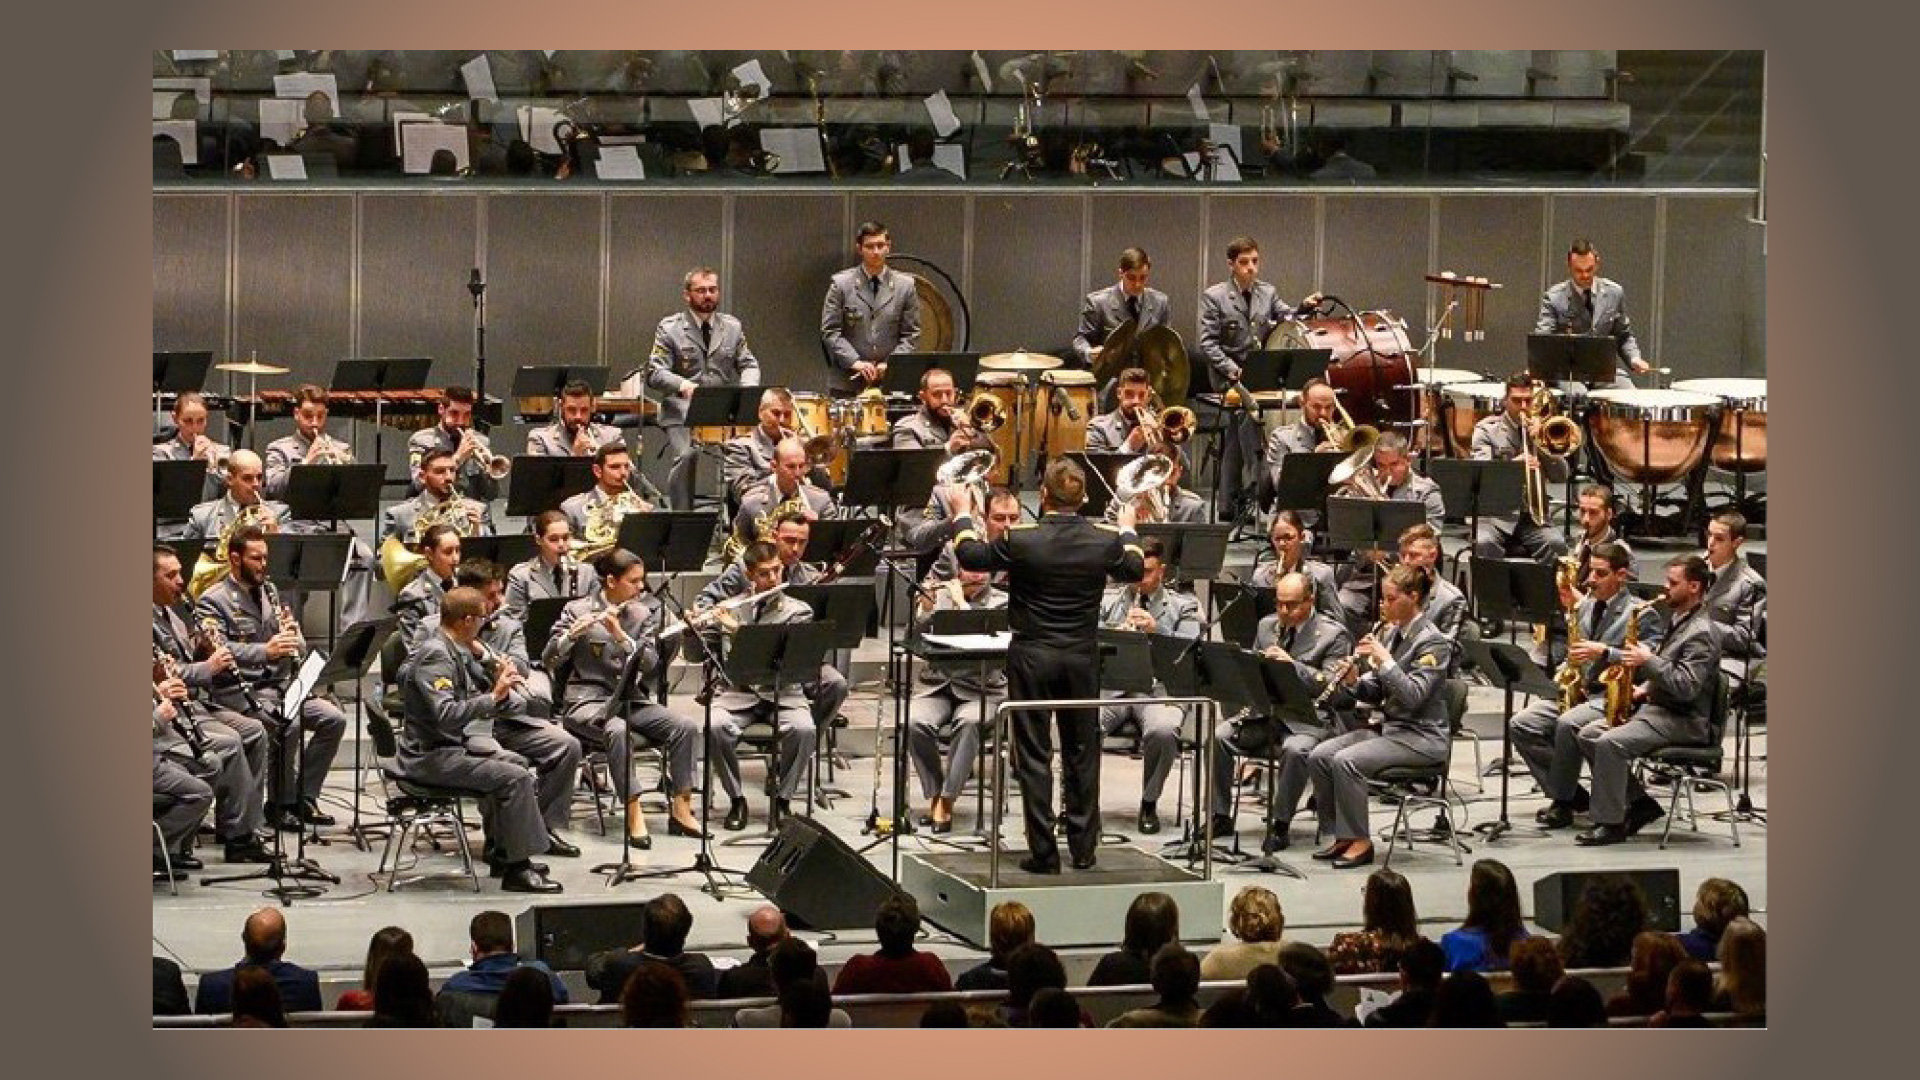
[
  {"left": 591, "top": 620, "right": 676, "bottom": 888},
  {"left": 724, "top": 621, "right": 839, "bottom": 828},
  {"left": 457, "top": 531, "right": 536, "bottom": 569},
  {"left": 799, "top": 519, "right": 881, "bottom": 578},
  {"left": 511, "top": 364, "right": 610, "bottom": 421},
  {"left": 522, "top": 597, "right": 569, "bottom": 658},
  {"left": 1137, "top": 522, "right": 1232, "bottom": 585},
  {"left": 841, "top": 448, "right": 944, "bottom": 513},
  {"left": 1270, "top": 451, "right": 1345, "bottom": 520},
  {"left": 1209, "top": 582, "right": 1270, "bottom": 648},
  {"left": 1469, "top": 555, "right": 1562, "bottom": 659},
  {"left": 331, "top": 358, "right": 432, "bottom": 468},
  {"left": 1428, "top": 458, "right": 1524, "bottom": 613},
  {"left": 153, "top": 350, "right": 213, "bottom": 413},
  {"left": 154, "top": 460, "right": 209, "bottom": 526},
  {"left": 1526, "top": 334, "right": 1619, "bottom": 387},
  {"left": 1461, "top": 637, "right": 1559, "bottom": 842},
  {"left": 620, "top": 510, "right": 721, "bottom": 700},
  {"left": 311, "top": 616, "right": 399, "bottom": 851},
  {"left": 506, "top": 457, "right": 596, "bottom": 518},
  {"left": 1067, "top": 451, "right": 1134, "bottom": 519},
  {"left": 1097, "top": 629, "right": 1157, "bottom": 696},
  {"left": 1326, "top": 496, "right": 1426, "bottom": 619},
  {"left": 786, "top": 580, "right": 877, "bottom": 806},
  {"left": 285, "top": 463, "right": 384, "bottom": 525},
  {"left": 883, "top": 353, "right": 981, "bottom": 395},
  {"left": 685, "top": 386, "right": 764, "bottom": 430}
]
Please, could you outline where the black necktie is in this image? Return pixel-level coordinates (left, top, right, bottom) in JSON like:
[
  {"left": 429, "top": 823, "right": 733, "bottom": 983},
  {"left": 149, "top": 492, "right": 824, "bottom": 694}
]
[
  {"left": 1587, "top": 599, "right": 1604, "bottom": 641},
  {"left": 1281, "top": 626, "right": 1295, "bottom": 653},
  {"left": 869, "top": 275, "right": 881, "bottom": 295},
  {"left": 699, "top": 320, "right": 712, "bottom": 350},
  {"left": 1582, "top": 289, "right": 1595, "bottom": 320},
  {"left": 1127, "top": 295, "right": 1140, "bottom": 321},
  {"left": 1241, "top": 289, "right": 1253, "bottom": 312}
]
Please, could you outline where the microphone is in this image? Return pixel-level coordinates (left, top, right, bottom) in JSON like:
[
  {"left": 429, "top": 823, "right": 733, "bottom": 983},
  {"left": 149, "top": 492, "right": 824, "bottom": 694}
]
[
  {"left": 467, "top": 267, "right": 485, "bottom": 302},
  {"left": 1050, "top": 385, "right": 1083, "bottom": 422}
]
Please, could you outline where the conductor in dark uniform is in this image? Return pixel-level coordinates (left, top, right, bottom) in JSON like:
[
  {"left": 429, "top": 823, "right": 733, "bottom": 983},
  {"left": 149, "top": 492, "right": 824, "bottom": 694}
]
[{"left": 950, "top": 457, "right": 1144, "bottom": 873}]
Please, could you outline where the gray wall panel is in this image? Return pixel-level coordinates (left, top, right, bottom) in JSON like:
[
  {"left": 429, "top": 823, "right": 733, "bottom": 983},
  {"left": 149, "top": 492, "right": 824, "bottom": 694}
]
[
  {"left": 972, "top": 195, "right": 1082, "bottom": 354},
  {"left": 485, "top": 193, "right": 603, "bottom": 379},
  {"left": 1434, "top": 195, "right": 1543, "bottom": 371},
  {"left": 1089, "top": 194, "right": 1205, "bottom": 346},
  {"left": 849, "top": 194, "right": 969, "bottom": 349},
  {"left": 233, "top": 194, "right": 353, "bottom": 385},
  {"left": 359, "top": 193, "right": 478, "bottom": 385},
  {"left": 607, "top": 193, "right": 727, "bottom": 374},
  {"left": 153, "top": 195, "right": 229, "bottom": 357},
  {"left": 732, "top": 194, "right": 845, "bottom": 389},
  {"left": 1201, "top": 195, "right": 1318, "bottom": 317},
  {"left": 1544, "top": 193, "right": 1657, "bottom": 305},
  {"left": 1660, "top": 196, "right": 1764, "bottom": 377},
  {"left": 1322, "top": 195, "right": 1431, "bottom": 339}
]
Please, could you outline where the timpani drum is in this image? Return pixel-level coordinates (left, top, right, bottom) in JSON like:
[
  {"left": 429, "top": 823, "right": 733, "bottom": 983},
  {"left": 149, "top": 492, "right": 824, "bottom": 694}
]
[
  {"left": 1673, "top": 377, "right": 1768, "bottom": 473},
  {"left": 1406, "top": 367, "right": 1483, "bottom": 455},
  {"left": 1035, "top": 370, "right": 1097, "bottom": 459},
  {"left": 1584, "top": 388, "right": 1721, "bottom": 484},
  {"left": 1442, "top": 380, "right": 1510, "bottom": 458},
  {"left": 974, "top": 371, "right": 1026, "bottom": 484}
]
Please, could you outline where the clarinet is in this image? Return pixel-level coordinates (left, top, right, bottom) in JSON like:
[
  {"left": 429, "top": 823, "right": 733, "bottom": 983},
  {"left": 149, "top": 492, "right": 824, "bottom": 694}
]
[
  {"left": 1316, "top": 620, "right": 1387, "bottom": 706},
  {"left": 151, "top": 645, "right": 210, "bottom": 761},
  {"left": 197, "top": 616, "right": 266, "bottom": 714}
]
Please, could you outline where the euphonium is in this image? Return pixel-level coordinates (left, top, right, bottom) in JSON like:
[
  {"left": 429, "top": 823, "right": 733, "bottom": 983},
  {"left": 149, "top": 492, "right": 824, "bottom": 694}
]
[
  {"left": 1112, "top": 453, "right": 1174, "bottom": 523},
  {"left": 188, "top": 502, "right": 277, "bottom": 599},
  {"left": 1328, "top": 439, "right": 1384, "bottom": 499}
]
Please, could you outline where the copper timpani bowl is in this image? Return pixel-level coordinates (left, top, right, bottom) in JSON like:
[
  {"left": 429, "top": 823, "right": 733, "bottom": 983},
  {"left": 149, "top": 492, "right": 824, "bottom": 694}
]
[
  {"left": 1442, "top": 380, "right": 1510, "bottom": 457},
  {"left": 1673, "top": 377, "right": 1768, "bottom": 473},
  {"left": 1584, "top": 388, "right": 1721, "bottom": 484}
]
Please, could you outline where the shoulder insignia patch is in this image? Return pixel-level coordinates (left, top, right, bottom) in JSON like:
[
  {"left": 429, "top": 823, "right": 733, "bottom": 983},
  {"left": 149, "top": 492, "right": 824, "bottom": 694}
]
[
  {"left": 431, "top": 677, "right": 453, "bottom": 691},
  {"left": 1417, "top": 653, "right": 1440, "bottom": 668}
]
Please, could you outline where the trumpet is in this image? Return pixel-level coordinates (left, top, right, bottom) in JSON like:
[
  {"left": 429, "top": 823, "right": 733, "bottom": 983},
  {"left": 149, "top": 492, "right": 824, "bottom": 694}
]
[
  {"left": 307, "top": 432, "right": 353, "bottom": 465},
  {"left": 458, "top": 428, "right": 512, "bottom": 481},
  {"left": 1316, "top": 620, "right": 1387, "bottom": 705},
  {"left": 192, "top": 435, "right": 233, "bottom": 474}
]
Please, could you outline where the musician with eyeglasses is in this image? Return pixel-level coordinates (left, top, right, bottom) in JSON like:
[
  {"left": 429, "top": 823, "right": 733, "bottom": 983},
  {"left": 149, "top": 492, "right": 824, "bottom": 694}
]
[
  {"left": 1209, "top": 570, "right": 1354, "bottom": 854},
  {"left": 647, "top": 268, "right": 762, "bottom": 510},
  {"left": 260, "top": 384, "right": 376, "bottom": 626},
  {"left": 192, "top": 524, "right": 348, "bottom": 835},
  {"left": 1248, "top": 511, "right": 1342, "bottom": 623},
  {"left": 416, "top": 559, "right": 584, "bottom": 861},
  {"left": 544, "top": 549, "right": 707, "bottom": 845},
  {"left": 906, "top": 567, "right": 1009, "bottom": 834},
  {"left": 1470, "top": 373, "right": 1570, "bottom": 563},
  {"left": 697, "top": 541, "right": 822, "bottom": 832},
  {"left": 1096, "top": 537, "right": 1200, "bottom": 835},
  {"left": 406, "top": 386, "right": 502, "bottom": 501},
  {"left": 524, "top": 379, "right": 623, "bottom": 459},
  {"left": 559, "top": 442, "right": 662, "bottom": 543},
  {"left": 399, "top": 585, "right": 560, "bottom": 894},
  {"left": 504, "top": 510, "right": 599, "bottom": 622},
  {"left": 381, "top": 447, "right": 495, "bottom": 546}
]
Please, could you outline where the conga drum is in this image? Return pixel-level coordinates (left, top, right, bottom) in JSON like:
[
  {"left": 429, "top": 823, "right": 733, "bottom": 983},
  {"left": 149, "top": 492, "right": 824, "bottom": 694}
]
[
  {"left": 849, "top": 388, "right": 890, "bottom": 438},
  {"left": 973, "top": 371, "right": 1026, "bottom": 485},
  {"left": 1673, "top": 377, "right": 1767, "bottom": 473},
  {"left": 1035, "top": 370, "right": 1097, "bottom": 459},
  {"left": 1584, "top": 388, "right": 1720, "bottom": 484},
  {"left": 1442, "top": 380, "right": 1510, "bottom": 457}
]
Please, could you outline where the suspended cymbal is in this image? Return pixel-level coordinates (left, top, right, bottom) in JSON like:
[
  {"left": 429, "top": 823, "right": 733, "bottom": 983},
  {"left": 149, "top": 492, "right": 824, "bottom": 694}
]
[
  {"left": 215, "top": 359, "right": 291, "bottom": 376},
  {"left": 979, "top": 349, "right": 1062, "bottom": 373},
  {"left": 1135, "top": 325, "right": 1190, "bottom": 407},
  {"left": 1092, "top": 318, "right": 1138, "bottom": 385}
]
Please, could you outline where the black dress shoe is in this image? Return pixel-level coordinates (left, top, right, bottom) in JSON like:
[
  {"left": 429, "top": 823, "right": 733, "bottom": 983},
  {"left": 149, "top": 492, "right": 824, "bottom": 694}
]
[
  {"left": 1209, "top": 814, "right": 1238, "bottom": 839},
  {"left": 1624, "top": 798, "right": 1667, "bottom": 836},
  {"left": 1070, "top": 853, "right": 1098, "bottom": 871},
  {"left": 1332, "top": 846, "right": 1375, "bottom": 870},
  {"left": 501, "top": 865, "right": 563, "bottom": 894},
  {"left": 489, "top": 858, "right": 550, "bottom": 878},
  {"left": 267, "top": 805, "right": 304, "bottom": 832},
  {"left": 667, "top": 818, "right": 709, "bottom": 839},
  {"left": 1575, "top": 823, "right": 1628, "bottom": 846},
  {"left": 722, "top": 799, "right": 750, "bottom": 832},
  {"left": 1261, "top": 824, "right": 1291, "bottom": 853},
  {"left": 1310, "top": 840, "right": 1349, "bottom": 861},
  {"left": 298, "top": 800, "right": 336, "bottom": 827},
  {"left": 1137, "top": 803, "right": 1161, "bottom": 835},
  {"left": 169, "top": 851, "right": 205, "bottom": 871},
  {"left": 1570, "top": 786, "right": 1592, "bottom": 812},
  {"left": 916, "top": 813, "right": 934, "bottom": 828},
  {"left": 545, "top": 833, "right": 581, "bottom": 858},
  {"left": 222, "top": 839, "right": 272, "bottom": 865},
  {"left": 1017, "top": 854, "right": 1061, "bottom": 875},
  {"left": 1537, "top": 803, "right": 1575, "bottom": 830},
  {"left": 928, "top": 817, "right": 954, "bottom": 834}
]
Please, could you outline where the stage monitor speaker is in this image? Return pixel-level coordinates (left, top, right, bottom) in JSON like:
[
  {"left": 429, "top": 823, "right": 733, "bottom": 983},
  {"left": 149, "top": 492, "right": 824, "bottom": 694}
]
[
  {"left": 1532, "top": 869, "right": 1682, "bottom": 933},
  {"left": 745, "top": 815, "right": 904, "bottom": 930},
  {"left": 515, "top": 900, "right": 649, "bottom": 971}
]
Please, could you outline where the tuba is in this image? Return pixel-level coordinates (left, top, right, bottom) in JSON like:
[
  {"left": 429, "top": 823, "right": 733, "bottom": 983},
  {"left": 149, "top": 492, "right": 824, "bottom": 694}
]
[
  {"left": 188, "top": 502, "right": 277, "bottom": 599},
  {"left": 378, "top": 496, "right": 478, "bottom": 591}
]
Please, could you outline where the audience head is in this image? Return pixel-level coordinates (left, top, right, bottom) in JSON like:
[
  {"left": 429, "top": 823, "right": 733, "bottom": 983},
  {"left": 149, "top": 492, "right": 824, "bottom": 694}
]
[
  {"left": 1547, "top": 976, "right": 1608, "bottom": 1028},
  {"left": 358, "top": 926, "right": 414, "bottom": 993},
  {"left": 1557, "top": 875, "right": 1649, "bottom": 968},
  {"left": 1227, "top": 885, "right": 1285, "bottom": 945},
  {"left": 643, "top": 893, "right": 694, "bottom": 957},
  {"left": 1005, "top": 942, "right": 1068, "bottom": 1012},
  {"left": 1398, "top": 939, "right": 1447, "bottom": 993},
  {"left": 1362, "top": 869, "right": 1419, "bottom": 945},
  {"left": 1430, "top": 970, "right": 1502, "bottom": 1027},
  {"left": 1242, "top": 964, "right": 1299, "bottom": 1026},
  {"left": 1027, "top": 987, "right": 1083, "bottom": 1028},
  {"left": 1508, "top": 937, "right": 1565, "bottom": 999},
  {"left": 745, "top": 904, "right": 789, "bottom": 955},
  {"left": 874, "top": 893, "right": 923, "bottom": 958},
  {"left": 988, "top": 900, "right": 1036, "bottom": 966},
  {"left": 230, "top": 966, "right": 288, "bottom": 1028},
  {"left": 492, "top": 966, "right": 556, "bottom": 1029},
  {"left": 1123, "top": 891, "right": 1181, "bottom": 958},
  {"left": 241, "top": 908, "right": 289, "bottom": 964},
  {"left": 1149, "top": 944, "right": 1201, "bottom": 1007},
  {"left": 767, "top": 937, "right": 821, "bottom": 993},
  {"left": 372, "top": 953, "right": 436, "bottom": 1026},
  {"left": 1666, "top": 960, "right": 1716, "bottom": 1019},
  {"left": 919, "top": 1000, "right": 969, "bottom": 1028},
  {"left": 1198, "top": 989, "right": 1249, "bottom": 1028},
  {"left": 778, "top": 971, "right": 834, "bottom": 1028},
  {"left": 1462, "top": 858, "right": 1526, "bottom": 967},
  {"left": 1717, "top": 917, "right": 1766, "bottom": 1017},
  {"left": 620, "top": 964, "right": 690, "bottom": 1028},
  {"left": 1277, "top": 942, "right": 1335, "bottom": 1003},
  {"left": 1625, "top": 932, "right": 1690, "bottom": 1011},
  {"left": 468, "top": 910, "right": 513, "bottom": 959},
  {"left": 1691, "top": 877, "right": 1751, "bottom": 940}
]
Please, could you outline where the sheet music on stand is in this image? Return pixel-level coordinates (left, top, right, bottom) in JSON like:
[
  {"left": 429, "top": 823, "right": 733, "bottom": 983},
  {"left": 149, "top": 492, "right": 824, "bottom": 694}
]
[
  {"left": 1136, "top": 522, "right": 1232, "bottom": 583},
  {"left": 505, "top": 457, "right": 596, "bottom": 518},
  {"left": 842, "top": 449, "right": 944, "bottom": 512},
  {"left": 1326, "top": 496, "right": 1427, "bottom": 554}
]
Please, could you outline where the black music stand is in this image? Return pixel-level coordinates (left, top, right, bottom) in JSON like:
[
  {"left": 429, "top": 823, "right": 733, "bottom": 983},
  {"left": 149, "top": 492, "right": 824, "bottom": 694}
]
[
  {"left": 1152, "top": 641, "right": 1269, "bottom": 867},
  {"left": 266, "top": 532, "right": 353, "bottom": 651},
  {"left": 883, "top": 353, "right": 981, "bottom": 395},
  {"left": 506, "top": 457, "right": 596, "bottom": 518},
  {"left": 722, "top": 621, "right": 839, "bottom": 832},
  {"left": 1326, "top": 496, "right": 1426, "bottom": 623},
  {"left": 1469, "top": 555, "right": 1562, "bottom": 660},
  {"left": 311, "top": 616, "right": 399, "bottom": 851},
  {"left": 620, "top": 511, "right": 722, "bottom": 701},
  {"left": 1137, "top": 522, "right": 1232, "bottom": 584},
  {"left": 285, "top": 463, "right": 384, "bottom": 524},
  {"left": 786, "top": 581, "right": 878, "bottom": 806},
  {"left": 1429, "top": 458, "right": 1524, "bottom": 618},
  {"left": 842, "top": 448, "right": 944, "bottom": 514},
  {"left": 1245, "top": 348, "right": 1334, "bottom": 393},
  {"left": 154, "top": 460, "right": 209, "bottom": 528},
  {"left": 456, "top": 534, "right": 537, "bottom": 576},
  {"left": 331, "top": 358, "right": 433, "bottom": 469},
  {"left": 1461, "top": 637, "right": 1559, "bottom": 842},
  {"left": 511, "top": 364, "right": 609, "bottom": 421},
  {"left": 1209, "top": 581, "right": 1270, "bottom": 648},
  {"left": 685, "top": 386, "right": 764, "bottom": 430},
  {"left": 153, "top": 350, "right": 213, "bottom": 412},
  {"left": 591, "top": 624, "right": 674, "bottom": 888},
  {"left": 522, "top": 597, "right": 569, "bottom": 658},
  {"left": 1067, "top": 451, "right": 1133, "bottom": 519},
  {"left": 800, "top": 519, "right": 882, "bottom": 578},
  {"left": 1526, "top": 333, "right": 1620, "bottom": 387},
  {"left": 1270, "top": 451, "right": 1345, "bottom": 523}
]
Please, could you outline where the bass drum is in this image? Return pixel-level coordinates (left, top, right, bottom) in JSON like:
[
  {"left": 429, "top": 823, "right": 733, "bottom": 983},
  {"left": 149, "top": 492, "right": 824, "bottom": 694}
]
[{"left": 1267, "top": 310, "right": 1417, "bottom": 432}]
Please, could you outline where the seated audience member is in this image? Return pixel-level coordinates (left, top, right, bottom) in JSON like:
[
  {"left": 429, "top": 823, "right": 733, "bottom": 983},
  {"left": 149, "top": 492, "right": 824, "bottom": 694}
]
[
  {"left": 1108, "top": 945, "right": 1203, "bottom": 1027},
  {"left": 1546, "top": 976, "right": 1609, "bottom": 1028},
  {"left": 1556, "top": 876, "right": 1649, "bottom": 969},
  {"left": 1651, "top": 961, "right": 1718, "bottom": 1028},
  {"left": 492, "top": 966, "right": 557, "bottom": 1029},
  {"left": 1328, "top": 870, "right": 1424, "bottom": 976},
  {"left": 338, "top": 927, "right": 413, "bottom": 1011},
  {"left": 779, "top": 972, "right": 836, "bottom": 1029},
  {"left": 1089, "top": 891, "right": 1181, "bottom": 986},
  {"left": 733, "top": 939, "right": 852, "bottom": 1029},
  {"left": 1277, "top": 943, "right": 1343, "bottom": 1027},
  {"left": 1440, "top": 859, "right": 1530, "bottom": 972},
  {"left": 1001, "top": 943, "right": 1070, "bottom": 1028},
  {"left": 588, "top": 893, "right": 719, "bottom": 1003},
  {"left": 621, "top": 965, "right": 691, "bottom": 1029},
  {"left": 956, "top": 901, "right": 1035, "bottom": 992},
  {"left": 1198, "top": 989, "right": 1250, "bottom": 1028},
  {"left": 1027, "top": 987, "right": 1087, "bottom": 1029},
  {"left": 715, "top": 905, "right": 789, "bottom": 999},
  {"left": 1429, "top": 970, "right": 1503, "bottom": 1028},
  {"left": 229, "top": 968, "right": 288, "bottom": 1028},
  {"left": 194, "top": 908, "right": 323, "bottom": 1015},
  {"left": 1363, "top": 939, "right": 1446, "bottom": 1028},
  {"left": 1202, "top": 886, "right": 1287, "bottom": 981},
  {"left": 1715, "top": 917, "right": 1767, "bottom": 1023},
  {"left": 1242, "top": 965, "right": 1300, "bottom": 1028},
  {"left": 1608, "top": 932, "right": 1690, "bottom": 1018},
  {"left": 154, "top": 957, "right": 190, "bottom": 1017},
  {"left": 1495, "top": 937, "right": 1564, "bottom": 1025},
  {"left": 832, "top": 894, "right": 953, "bottom": 996},
  {"left": 920, "top": 1000, "right": 970, "bottom": 1028},
  {"left": 1676, "top": 877, "right": 1750, "bottom": 961},
  {"left": 436, "top": 910, "right": 570, "bottom": 1028},
  {"left": 366, "top": 954, "right": 440, "bottom": 1028}
]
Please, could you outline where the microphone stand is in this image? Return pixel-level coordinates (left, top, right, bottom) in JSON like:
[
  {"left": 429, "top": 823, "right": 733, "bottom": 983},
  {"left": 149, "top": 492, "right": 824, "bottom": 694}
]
[{"left": 467, "top": 268, "right": 488, "bottom": 428}]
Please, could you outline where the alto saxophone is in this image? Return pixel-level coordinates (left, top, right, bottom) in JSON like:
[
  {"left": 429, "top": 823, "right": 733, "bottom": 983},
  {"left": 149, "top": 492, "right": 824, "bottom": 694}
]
[
  {"left": 1551, "top": 558, "right": 1585, "bottom": 711},
  {"left": 1600, "top": 600, "right": 1658, "bottom": 727}
]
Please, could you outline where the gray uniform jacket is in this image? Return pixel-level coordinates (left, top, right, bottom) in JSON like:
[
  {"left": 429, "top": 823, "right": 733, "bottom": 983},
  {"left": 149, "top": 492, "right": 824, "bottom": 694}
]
[
  {"left": 543, "top": 592, "right": 663, "bottom": 712},
  {"left": 406, "top": 424, "right": 502, "bottom": 501},
  {"left": 1252, "top": 609, "right": 1354, "bottom": 710},
  {"left": 646, "top": 311, "right": 761, "bottom": 427},
  {"left": 418, "top": 611, "right": 537, "bottom": 720},
  {"left": 1100, "top": 583, "right": 1202, "bottom": 641},
  {"left": 1567, "top": 590, "right": 1669, "bottom": 693},
  {"left": 192, "top": 577, "right": 293, "bottom": 690},
  {"left": 1264, "top": 418, "right": 1324, "bottom": 473},
  {"left": 262, "top": 431, "right": 349, "bottom": 499},
  {"left": 1705, "top": 557, "right": 1766, "bottom": 659},
  {"left": 558, "top": 483, "right": 665, "bottom": 540},
  {"left": 153, "top": 437, "right": 227, "bottom": 500},
  {"left": 731, "top": 481, "right": 836, "bottom": 542},
  {"left": 152, "top": 603, "right": 224, "bottom": 694},
  {"left": 1084, "top": 408, "right": 1142, "bottom": 454},
  {"left": 1198, "top": 279, "right": 1298, "bottom": 389},
  {"left": 721, "top": 427, "right": 782, "bottom": 500},
  {"left": 392, "top": 574, "right": 450, "bottom": 651},
  {"left": 710, "top": 592, "right": 818, "bottom": 709},
  {"left": 697, "top": 559, "right": 821, "bottom": 611},
  {"left": 1349, "top": 614, "right": 1456, "bottom": 743},
  {"left": 504, "top": 556, "right": 599, "bottom": 622},
  {"left": 1470, "top": 412, "right": 1569, "bottom": 522},
  {"left": 380, "top": 491, "right": 494, "bottom": 544},
  {"left": 399, "top": 631, "right": 511, "bottom": 752},
  {"left": 1249, "top": 558, "right": 1344, "bottom": 624},
  {"left": 1423, "top": 574, "right": 1468, "bottom": 640},
  {"left": 891, "top": 407, "right": 991, "bottom": 452},
  {"left": 523, "top": 420, "right": 623, "bottom": 458},
  {"left": 821, "top": 265, "right": 921, "bottom": 393},
  {"left": 1571, "top": 524, "right": 1627, "bottom": 573},
  {"left": 1382, "top": 472, "right": 1446, "bottom": 530},
  {"left": 914, "top": 585, "right": 1010, "bottom": 697},
  {"left": 1534, "top": 277, "right": 1642, "bottom": 366},
  {"left": 1072, "top": 284, "right": 1171, "bottom": 369},
  {"left": 1631, "top": 605, "right": 1722, "bottom": 727},
  {"left": 184, "top": 496, "right": 292, "bottom": 545}
]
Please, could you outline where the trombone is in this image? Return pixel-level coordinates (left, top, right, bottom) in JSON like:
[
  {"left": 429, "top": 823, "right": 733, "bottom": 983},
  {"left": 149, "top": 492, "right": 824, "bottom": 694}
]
[{"left": 1522, "top": 380, "right": 1583, "bottom": 523}]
